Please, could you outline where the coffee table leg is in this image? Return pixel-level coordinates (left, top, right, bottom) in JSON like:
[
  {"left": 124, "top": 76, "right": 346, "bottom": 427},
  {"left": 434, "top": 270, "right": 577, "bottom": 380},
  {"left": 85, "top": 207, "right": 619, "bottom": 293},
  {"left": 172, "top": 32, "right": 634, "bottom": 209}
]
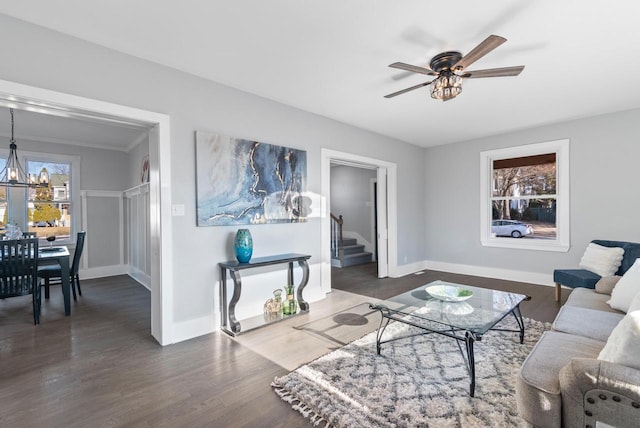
[
  {"left": 512, "top": 305, "right": 525, "bottom": 344},
  {"left": 373, "top": 311, "right": 391, "bottom": 355},
  {"left": 465, "top": 332, "right": 476, "bottom": 397}
]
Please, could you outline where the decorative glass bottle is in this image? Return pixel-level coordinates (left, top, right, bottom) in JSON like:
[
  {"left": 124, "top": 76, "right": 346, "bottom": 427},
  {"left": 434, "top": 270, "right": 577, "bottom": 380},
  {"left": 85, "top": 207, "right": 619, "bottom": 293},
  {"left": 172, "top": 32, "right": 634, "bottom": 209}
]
[
  {"left": 263, "top": 289, "right": 283, "bottom": 318},
  {"left": 282, "top": 284, "right": 297, "bottom": 316},
  {"left": 272, "top": 289, "right": 283, "bottom": 315},
  {"left": 234, "top": 228, "right": 253, "bottom": 263}
]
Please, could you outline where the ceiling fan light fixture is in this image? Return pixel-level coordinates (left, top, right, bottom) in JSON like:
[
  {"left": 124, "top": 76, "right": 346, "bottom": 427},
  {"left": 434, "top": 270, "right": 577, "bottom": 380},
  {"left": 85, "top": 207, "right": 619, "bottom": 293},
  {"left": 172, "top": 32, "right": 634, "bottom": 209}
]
[
  {"left": 430, "top": 72, "right": 462, "bottom": 100},
  {"left": 385, "top": 35, "right": 523, "bottom": 101}
]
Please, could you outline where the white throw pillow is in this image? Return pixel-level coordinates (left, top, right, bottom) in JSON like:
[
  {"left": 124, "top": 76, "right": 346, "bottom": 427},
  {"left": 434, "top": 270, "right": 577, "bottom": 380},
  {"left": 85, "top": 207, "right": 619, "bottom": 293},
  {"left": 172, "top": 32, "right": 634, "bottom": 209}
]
[
  {"left": 579, "top": 243, "right": 625, "bottom": 277},
  {"left": 598, "top": 311, "right": 640, "bottom": 370},
  {"left": 608, "top": 258, "right": 640, "bottom": 313},
  {"left": 628, "top": 292, "right": 640, "bottom": 313}
]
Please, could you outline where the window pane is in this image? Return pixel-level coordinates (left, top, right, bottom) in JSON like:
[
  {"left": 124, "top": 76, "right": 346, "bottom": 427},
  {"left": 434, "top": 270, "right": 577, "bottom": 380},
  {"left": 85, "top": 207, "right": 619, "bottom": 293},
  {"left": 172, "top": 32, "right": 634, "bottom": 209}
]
[
  {"left": 26, "top": 160, "right": 71, "bottom": 240},
  {"left": 492, "top": 153, "right": 556, "bottom": 197},
  {"left": 491, "top": 198, "right": 556, "bottom": 239}
]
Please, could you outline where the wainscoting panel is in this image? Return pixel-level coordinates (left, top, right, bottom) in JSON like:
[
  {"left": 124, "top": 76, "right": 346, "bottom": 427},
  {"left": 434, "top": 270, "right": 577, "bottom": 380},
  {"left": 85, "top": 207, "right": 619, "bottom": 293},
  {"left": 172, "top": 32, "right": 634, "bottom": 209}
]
[
  {"left": 124, "top": 183, "right": 151, "bottom": 289},
  {"left": 80, "top": 187, "right": 150, "bottom": 289}
]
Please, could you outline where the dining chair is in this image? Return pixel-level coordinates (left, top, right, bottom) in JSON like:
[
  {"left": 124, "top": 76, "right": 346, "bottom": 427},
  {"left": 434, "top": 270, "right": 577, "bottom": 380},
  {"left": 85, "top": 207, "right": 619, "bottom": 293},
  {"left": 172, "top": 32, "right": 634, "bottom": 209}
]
[
  {"left": 22, "top": 231, "right": 37, "bottom": 238},
  {"left": 0, "top": 238, "right": 41, "bottom": 324},
  {"left": 38, "top": 231, "right": 86, "bottom": 301}
]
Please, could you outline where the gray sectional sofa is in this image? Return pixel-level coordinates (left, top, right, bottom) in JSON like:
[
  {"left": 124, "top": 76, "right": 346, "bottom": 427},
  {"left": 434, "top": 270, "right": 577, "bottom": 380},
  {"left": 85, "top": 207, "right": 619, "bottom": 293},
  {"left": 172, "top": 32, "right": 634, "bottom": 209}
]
[{"left": 516, "top": 287, "right": 640, "bottom": 427}]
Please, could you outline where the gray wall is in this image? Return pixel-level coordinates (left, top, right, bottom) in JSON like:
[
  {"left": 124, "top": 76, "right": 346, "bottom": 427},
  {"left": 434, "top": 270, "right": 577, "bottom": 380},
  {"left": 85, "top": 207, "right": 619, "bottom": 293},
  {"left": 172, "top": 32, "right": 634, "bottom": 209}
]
[
  {"left": 0, "top": 15, "right": 428, "bottom": 329},
  {"left": 17, "top": 138, "right": 130, "bottom": 191},
  {"left": 330, "top": 165, "right": 376, "bottom": 245},
  {"left": 424, "top": 108, "right": 640, "bottom": 279}
]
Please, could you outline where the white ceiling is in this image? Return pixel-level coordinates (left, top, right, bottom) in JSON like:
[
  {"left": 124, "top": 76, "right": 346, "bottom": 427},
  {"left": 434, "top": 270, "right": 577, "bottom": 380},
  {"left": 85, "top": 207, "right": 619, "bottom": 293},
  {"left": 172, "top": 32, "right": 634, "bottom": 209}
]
[{"left": 1, "top": 1, "right": 640, "bottom": 148}]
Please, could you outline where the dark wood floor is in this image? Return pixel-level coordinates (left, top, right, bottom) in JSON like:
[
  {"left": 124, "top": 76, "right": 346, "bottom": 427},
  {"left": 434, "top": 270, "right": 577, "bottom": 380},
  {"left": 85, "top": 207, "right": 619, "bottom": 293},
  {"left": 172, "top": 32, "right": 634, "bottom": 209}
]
[{"left": 0, "top": 267, "right": 567, "bottom": 427}]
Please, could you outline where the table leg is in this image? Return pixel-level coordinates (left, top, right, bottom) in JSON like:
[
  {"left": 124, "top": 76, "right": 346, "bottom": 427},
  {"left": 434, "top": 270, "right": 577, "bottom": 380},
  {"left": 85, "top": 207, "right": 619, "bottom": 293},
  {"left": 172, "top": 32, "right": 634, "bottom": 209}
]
[
  {"left": 228, "top": 270, "right": 242, "bottom": 333},
  {"left": 374, "top": 312, "right": 391, "bottom": 355},
  {"left": 465, "top": 332, "right": 476, "bottom": 397},
  {"left": 220, "top": 267, "right": 229, "bottom": 332},
  {"left": 287, "top": 262, "right": 294, "bottom": 287},
  {"left": 296, "top": 259, "right": 310, "bottom": 311},
  {"left": 512, "top": 305, "right": 526, "bottom": 344},
  {"left": 59, "top": 256, "right": 71, "bottom": 316}
]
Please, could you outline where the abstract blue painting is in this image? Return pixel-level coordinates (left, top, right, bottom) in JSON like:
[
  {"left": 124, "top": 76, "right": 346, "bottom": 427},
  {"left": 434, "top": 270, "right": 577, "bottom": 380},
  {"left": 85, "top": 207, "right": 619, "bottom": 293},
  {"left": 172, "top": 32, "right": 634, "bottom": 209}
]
[{"left": 195, "top": 131, "right": 308, "bottom": 226}]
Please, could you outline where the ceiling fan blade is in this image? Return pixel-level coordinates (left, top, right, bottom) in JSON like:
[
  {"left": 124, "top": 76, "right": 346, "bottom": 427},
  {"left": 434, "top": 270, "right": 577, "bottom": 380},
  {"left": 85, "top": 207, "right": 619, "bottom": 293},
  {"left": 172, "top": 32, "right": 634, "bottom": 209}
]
[
  {"left": 462, "top": 66, "right": 525, "bottom": 78},
  {"left": 389, "top": 62, "right": 437, "bottom": 76},
  {"left": 453, "top": 35, "right": 507, "bottom": 70},
  {"left": 384, "top": 80, "right": 433, "bottom": 98}
]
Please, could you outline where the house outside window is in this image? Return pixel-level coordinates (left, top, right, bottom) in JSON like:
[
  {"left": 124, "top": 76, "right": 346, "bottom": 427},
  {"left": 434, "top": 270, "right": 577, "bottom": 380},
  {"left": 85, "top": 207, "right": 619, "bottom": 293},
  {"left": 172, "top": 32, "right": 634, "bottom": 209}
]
[{"left": 480, "top": 139, "right": 570, "bottom": 252}]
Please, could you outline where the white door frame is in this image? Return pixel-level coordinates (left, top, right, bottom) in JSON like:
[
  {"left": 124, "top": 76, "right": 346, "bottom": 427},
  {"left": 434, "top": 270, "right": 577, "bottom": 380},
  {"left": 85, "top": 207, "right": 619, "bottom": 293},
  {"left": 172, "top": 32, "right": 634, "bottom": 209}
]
[
  {"left": 320, "top": 148, "right": 398, "bottom": 291},
  {"left": 0, "top": 79, "right": 174, "bottom": 345}
]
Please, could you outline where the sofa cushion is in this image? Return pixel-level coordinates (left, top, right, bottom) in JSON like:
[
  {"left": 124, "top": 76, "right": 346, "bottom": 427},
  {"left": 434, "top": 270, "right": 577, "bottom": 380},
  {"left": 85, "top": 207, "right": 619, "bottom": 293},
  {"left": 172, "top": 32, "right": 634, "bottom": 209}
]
[
  {"left": 598, "top": 311, "right": 640, "bottom": 370},
  {"left": 579, "top": 243, "right": 625, "bottom": 277},
  {"left": 565, "top": 287, "right": 621, "bottom": 313},
  {"left": 553, "top": 306, "right": 624, "bottom": 342},
  {"left": 516, "top": 331, "right": 605, "bottom": 428},
  {"left": 608, "top": 258, "right": 640, "bottom": 312},
  {"left": 595, "top": 276, "right": 621, "bottom": 295}
]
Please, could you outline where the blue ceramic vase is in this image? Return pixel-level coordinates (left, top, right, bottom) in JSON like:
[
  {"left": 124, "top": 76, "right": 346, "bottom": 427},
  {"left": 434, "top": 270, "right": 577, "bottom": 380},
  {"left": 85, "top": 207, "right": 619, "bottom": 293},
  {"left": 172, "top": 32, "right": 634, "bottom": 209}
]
[{"left": 234, "top": 229, "right": 253, "bottom": 263}]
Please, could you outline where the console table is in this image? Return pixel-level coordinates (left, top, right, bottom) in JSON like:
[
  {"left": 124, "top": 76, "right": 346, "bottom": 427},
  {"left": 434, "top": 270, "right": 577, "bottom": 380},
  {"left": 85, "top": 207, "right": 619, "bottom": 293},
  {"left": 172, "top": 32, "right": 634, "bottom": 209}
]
[{"left": 219, "top": 253, "right": 311, "bottom": 336}]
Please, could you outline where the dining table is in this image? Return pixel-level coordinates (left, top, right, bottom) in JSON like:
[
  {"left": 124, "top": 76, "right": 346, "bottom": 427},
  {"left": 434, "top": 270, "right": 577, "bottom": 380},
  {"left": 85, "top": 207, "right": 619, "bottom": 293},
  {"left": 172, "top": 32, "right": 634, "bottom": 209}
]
[{"left": 38, "top": 246, "right": 71, "bottom": 316}]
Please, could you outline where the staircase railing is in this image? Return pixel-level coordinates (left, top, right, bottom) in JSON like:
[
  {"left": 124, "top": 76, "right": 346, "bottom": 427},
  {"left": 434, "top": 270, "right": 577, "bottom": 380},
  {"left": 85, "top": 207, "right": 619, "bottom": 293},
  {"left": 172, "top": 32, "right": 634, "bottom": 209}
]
[{"left": 330, "top": 213, "right": 344, "bottom": 261}]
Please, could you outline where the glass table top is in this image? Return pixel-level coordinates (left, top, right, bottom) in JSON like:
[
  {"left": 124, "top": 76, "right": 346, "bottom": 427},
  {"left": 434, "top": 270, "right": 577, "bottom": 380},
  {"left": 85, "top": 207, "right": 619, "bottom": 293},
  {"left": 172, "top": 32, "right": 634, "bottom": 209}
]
[{"left": 370, "top": 280, "right": 527, "bottom": 335}]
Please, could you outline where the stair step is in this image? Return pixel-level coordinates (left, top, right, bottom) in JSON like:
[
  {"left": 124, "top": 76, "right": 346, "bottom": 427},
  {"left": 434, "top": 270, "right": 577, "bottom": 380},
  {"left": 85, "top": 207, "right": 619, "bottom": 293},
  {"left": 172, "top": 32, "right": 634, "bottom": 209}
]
[
  {"left": 340, "top": 238, "right": 357, "bottom": 247},
  {"left": 341, "top": 252, "right": 373, "bottom": 268},
  {"left": 342, "top": 244, "right": 365, "bottom": 255}
]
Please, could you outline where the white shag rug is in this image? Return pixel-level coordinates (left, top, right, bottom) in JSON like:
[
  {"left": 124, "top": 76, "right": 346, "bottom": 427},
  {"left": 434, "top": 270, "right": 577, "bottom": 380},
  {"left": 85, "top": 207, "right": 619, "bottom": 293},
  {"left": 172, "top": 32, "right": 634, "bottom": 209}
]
[{"left": 272, "top": 316, "right": 549, "bottom": 427}]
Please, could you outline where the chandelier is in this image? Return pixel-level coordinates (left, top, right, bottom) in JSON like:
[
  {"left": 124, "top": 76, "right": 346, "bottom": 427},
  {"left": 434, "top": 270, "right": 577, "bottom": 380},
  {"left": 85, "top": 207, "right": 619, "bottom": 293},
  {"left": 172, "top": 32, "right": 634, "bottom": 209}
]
[
  {"left": 0, "top": 108, "right": 49, "bottom": 188},
  {"left": 430, "top": 71, "right": 463, "bottom": 101}
]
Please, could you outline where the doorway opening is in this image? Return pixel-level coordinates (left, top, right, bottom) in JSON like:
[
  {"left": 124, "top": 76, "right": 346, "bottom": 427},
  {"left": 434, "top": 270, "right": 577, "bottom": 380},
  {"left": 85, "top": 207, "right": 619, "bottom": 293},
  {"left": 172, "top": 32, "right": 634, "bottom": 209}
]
[
  {"left": 320, "top": 148, "right": 398, "bottom": 293},
  {"left": 0, "top": 79, "right": 173, "bottom": 345},
  {"left": 329, "top": 162, "right": 377, "bottom": 272}
]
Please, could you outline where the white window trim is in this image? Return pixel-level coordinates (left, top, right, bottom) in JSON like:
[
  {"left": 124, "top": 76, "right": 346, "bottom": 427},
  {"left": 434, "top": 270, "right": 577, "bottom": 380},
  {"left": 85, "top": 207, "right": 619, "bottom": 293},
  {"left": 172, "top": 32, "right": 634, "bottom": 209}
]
[
  {"left": 480, "top": 139, "right": 570, "bottom": 252},
  {"left": 0, "top": 148, "right": 81, "bottom": 245}
]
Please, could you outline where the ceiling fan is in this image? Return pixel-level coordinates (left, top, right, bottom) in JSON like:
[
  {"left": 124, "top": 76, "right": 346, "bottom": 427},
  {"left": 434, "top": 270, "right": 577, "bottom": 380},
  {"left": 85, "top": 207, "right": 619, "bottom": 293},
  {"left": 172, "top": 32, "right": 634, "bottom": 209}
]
[{"left": 384, "top": 35, "right": 524, "bottom": 101}]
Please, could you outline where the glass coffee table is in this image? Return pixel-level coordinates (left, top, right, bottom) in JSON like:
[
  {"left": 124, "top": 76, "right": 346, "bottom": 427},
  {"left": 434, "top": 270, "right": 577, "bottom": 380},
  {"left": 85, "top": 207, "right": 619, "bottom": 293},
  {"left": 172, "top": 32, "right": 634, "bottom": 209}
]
[{"left": 369, "top": 280, "right": 529, "bottom": 397}]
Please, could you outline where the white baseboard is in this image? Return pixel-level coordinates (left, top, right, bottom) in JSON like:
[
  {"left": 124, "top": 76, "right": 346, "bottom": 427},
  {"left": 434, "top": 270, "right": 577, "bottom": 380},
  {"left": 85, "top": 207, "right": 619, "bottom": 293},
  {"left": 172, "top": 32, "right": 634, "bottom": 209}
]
[
  {"left": 172, "top": 314, "right": 217, "bottom": 344},
  {"left": 390, "top": 260, "right": 429, "bottom": 278},
  {"left": 79, "top": 264, "right": 151, "bottom": 291},
  {"left": 79, "top": 264, "right": 128, "bottom": 280},
  {"left": 391, "top": 259, "right": 554, "bottom": 287},
  {"left": 128, "top": 267, "right": 151, "bottom": 290}
]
